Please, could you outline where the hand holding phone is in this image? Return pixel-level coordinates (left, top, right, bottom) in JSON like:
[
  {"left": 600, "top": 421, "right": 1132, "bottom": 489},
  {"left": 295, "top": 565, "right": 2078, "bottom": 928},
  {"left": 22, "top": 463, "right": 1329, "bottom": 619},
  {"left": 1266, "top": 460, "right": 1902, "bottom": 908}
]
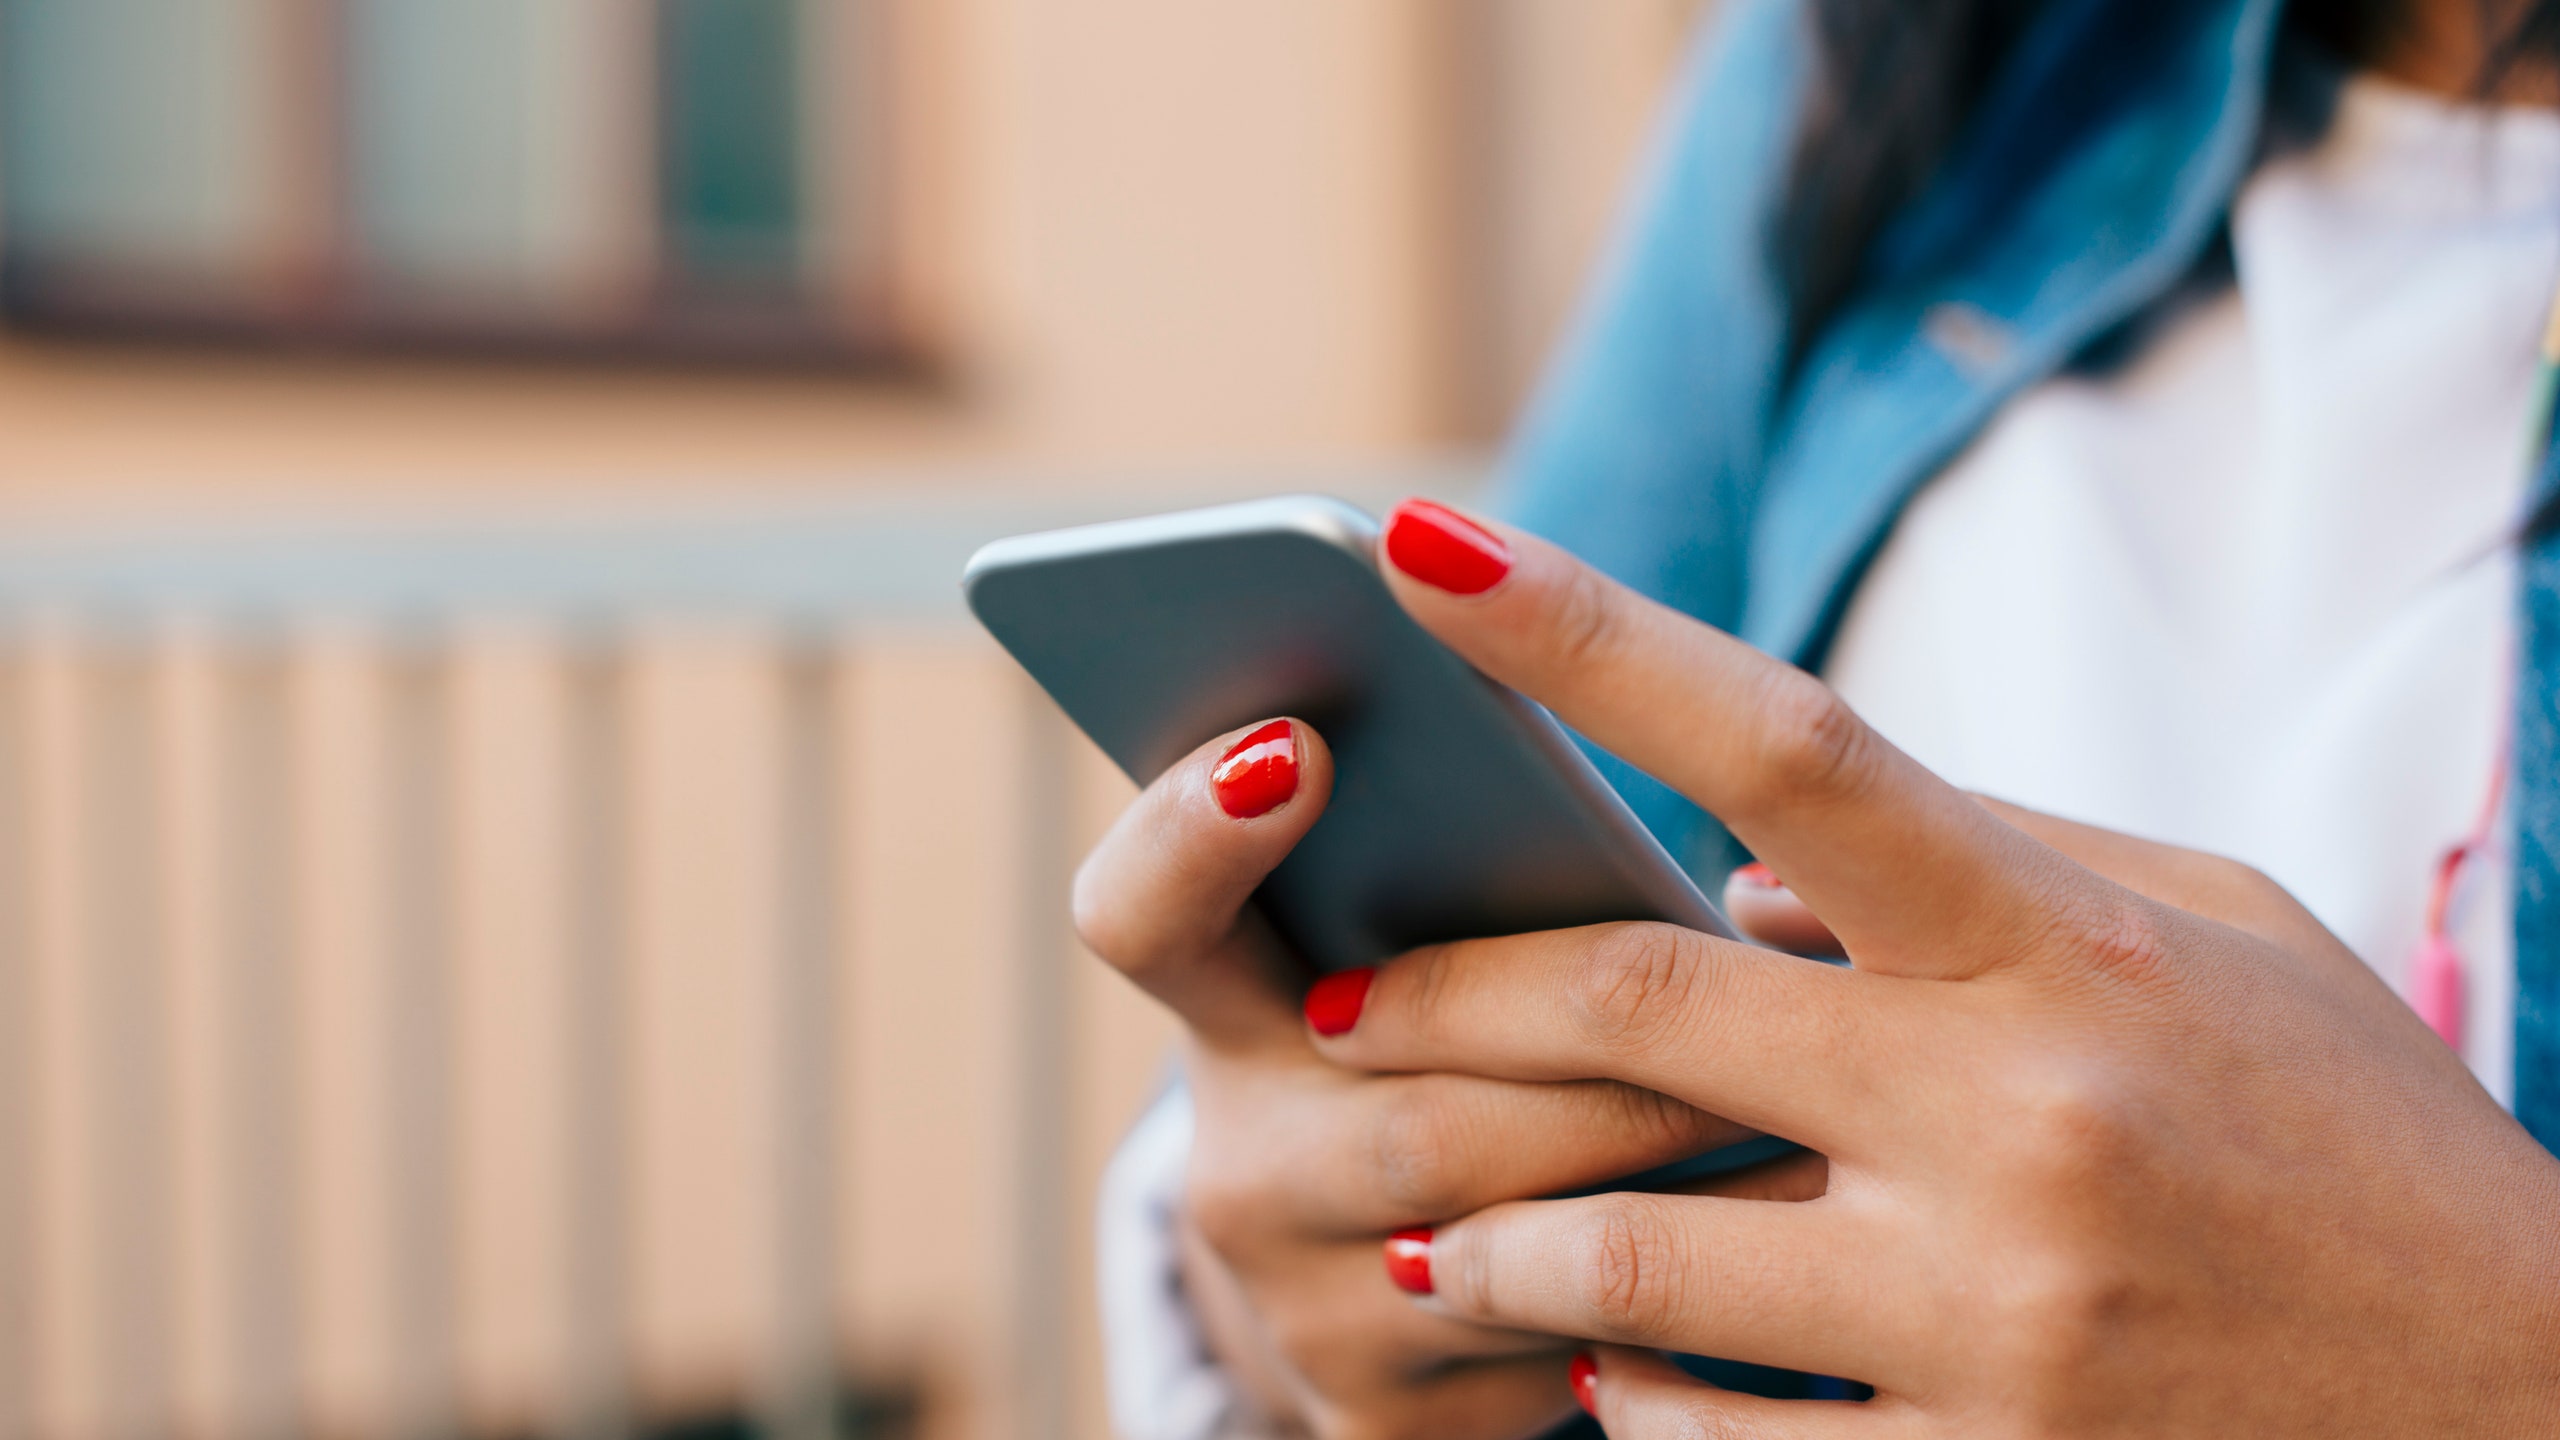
[{"left": 965, "top": 496, "right": 1814, "bottom": 1437}]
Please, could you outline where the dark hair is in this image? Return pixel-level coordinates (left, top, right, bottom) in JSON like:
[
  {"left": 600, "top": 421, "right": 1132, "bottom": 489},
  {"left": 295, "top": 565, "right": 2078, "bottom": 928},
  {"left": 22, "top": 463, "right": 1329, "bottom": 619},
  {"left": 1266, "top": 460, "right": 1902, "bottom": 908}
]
[{"left": 1779, "top": 0, "right": 2560, "bottom": 362}]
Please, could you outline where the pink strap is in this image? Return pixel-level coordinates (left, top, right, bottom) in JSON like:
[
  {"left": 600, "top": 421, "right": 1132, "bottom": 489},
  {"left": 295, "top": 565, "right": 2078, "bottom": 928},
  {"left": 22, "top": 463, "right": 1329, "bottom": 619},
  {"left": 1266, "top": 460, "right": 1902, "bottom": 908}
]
[
  {"left": 2412, "top": 750, "right": 2509, "bottom": 1053},
  {"left": 2410, "top": 931, "right": 2467, "bottom": 1050}
]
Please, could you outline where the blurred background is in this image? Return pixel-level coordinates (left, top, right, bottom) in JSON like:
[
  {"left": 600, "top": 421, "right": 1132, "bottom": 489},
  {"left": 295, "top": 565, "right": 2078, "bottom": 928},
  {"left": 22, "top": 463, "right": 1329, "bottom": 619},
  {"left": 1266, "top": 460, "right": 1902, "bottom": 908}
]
[{"left": 0, "top": 4, "right": 1707, "bottom": 1440}]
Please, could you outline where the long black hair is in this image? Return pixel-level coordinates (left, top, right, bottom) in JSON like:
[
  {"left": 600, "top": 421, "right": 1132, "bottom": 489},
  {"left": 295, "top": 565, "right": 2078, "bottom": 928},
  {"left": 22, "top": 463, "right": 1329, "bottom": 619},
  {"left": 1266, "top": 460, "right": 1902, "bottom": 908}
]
[{"left": 1779, "top": 0, "right": 2560, "bottom": 359}]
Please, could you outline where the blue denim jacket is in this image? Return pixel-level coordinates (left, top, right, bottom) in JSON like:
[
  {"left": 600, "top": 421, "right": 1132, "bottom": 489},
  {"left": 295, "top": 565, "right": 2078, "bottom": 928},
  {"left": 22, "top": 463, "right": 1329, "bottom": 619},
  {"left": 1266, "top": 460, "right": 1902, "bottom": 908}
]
[{"left": 1496, "top": 0, "right": 2557, "bottom": 1153}]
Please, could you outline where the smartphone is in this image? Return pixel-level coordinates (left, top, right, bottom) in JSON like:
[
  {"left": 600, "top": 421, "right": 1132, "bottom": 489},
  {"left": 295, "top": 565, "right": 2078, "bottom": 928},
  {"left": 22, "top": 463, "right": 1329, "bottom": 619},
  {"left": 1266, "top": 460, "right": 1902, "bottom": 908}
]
[{"left": 962, "top": 494, "right": 1737, "bottom": 973}]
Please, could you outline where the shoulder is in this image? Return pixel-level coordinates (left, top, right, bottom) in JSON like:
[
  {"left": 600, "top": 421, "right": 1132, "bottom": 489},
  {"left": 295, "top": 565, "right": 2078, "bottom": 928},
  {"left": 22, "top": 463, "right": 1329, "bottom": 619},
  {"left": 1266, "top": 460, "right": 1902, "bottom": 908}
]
[{"left": 1495, "top": 0, "right": 1811, "bottom": 607}]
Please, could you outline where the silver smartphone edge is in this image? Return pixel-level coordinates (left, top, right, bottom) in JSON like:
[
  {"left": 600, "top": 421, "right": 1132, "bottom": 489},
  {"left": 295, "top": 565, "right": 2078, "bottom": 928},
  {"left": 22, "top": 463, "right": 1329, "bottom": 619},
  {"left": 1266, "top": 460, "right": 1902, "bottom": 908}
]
[{"left": 962, "top": 493, "right": 1380, "bottom": 596}]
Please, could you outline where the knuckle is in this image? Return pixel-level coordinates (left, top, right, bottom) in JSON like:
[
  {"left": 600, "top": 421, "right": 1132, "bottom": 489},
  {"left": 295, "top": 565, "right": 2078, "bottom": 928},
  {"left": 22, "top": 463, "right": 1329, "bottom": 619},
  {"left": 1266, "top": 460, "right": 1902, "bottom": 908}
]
[
  {"left": 1265, "top": 1312, "right": 1369, "bottom": 1394},
  {"left": 2185, "top": 847, "right": 2270, "bottom": 894},
  {"left": 1661, "top": 1408, "right": 1758, "bottom": 1440},
  {"left": 1066, "top": 856, "right": 1124, "bottom": 963},
  {"left": 2056, "top": 891, "right": 2176, "bottom": 985},
  {"left": 1738, "top": 670, "right": 1879, "bottom": 815},
  {"left": 1367, "top": 1090, "right": 1473, "bottom": 1222},
  {"left": 1069, "top": 849, "right": 1174, "bottom": 981},
  {"left": 2146, "top": 840, "right": 2278, "bottom": 906},
  {"left": 1568, "top": 1194, "right": 1689, "bottom": 1338},
  {"left": 1398, "top": 943, "right": 1461, "bottom": 1036},
  {"left": 1181, "top": 1157, "right": 1278, "bottom": 1263},
  {"left": 1549, "top": 564, "right": 1627, "bottom": 674},
  {"left": 1979, "top": 1245, "right": 2142, "bottom": 1387},
  {"left": 1608, "top": 1081, "right": 1724, "bottom": 1158},
  {"left": 2220, "top": 860, "right": 2297, "bottom": 915},
  {"left": 2198, "top": 854, "right": 2309, "bottom": 930},
  {"left": 1071, "top": 851, "right": 1224, "bottom": 989},
  {"left": 1988, "top": 1058, "right": 2142, "bottom": 1200},
  {"left": 1307, "top": 1415, "right": 1376, "bottom": 1440},
  {"left": 1567, "top": 923, "right": 1712, "bottom": 1058},
  {"left": 1316, "top": 1412, "right": 1433, "bottom": 1440}
]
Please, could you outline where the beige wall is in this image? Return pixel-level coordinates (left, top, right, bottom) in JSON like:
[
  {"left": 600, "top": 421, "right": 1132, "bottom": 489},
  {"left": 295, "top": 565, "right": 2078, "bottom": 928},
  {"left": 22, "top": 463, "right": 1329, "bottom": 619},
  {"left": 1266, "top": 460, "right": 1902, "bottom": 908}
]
[
  {"left": 0, "top": 0, "right": 1703, "bottom": 514},
  {"left": 0, "top": 6, "right": 1708, "bottom": 1440}
]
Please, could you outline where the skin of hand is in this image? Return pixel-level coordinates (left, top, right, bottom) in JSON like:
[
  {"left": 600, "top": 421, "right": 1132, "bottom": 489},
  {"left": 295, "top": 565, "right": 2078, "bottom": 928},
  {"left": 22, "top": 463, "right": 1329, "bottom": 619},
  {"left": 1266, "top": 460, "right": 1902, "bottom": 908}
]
[
  {"left": 1074, "top": 714, "right": 1807, "bottom": 1439},
  {"left": 1310, "top": 501, "right": 2560, "bottom": 1437}
]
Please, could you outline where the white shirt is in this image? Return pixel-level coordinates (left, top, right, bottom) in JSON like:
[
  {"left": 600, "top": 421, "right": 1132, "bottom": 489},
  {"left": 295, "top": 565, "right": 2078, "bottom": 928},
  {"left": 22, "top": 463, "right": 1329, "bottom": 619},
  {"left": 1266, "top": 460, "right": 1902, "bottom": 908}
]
[
  {"left": 1099, "top": 73, "right": 2560, "bottom": 1440},
  {"left": 1828, "top": 74, "right": 2560, "bottom": 1106},
  {"left": 1098, "top": 1085, "right": 1276, "bottom": 1440}
]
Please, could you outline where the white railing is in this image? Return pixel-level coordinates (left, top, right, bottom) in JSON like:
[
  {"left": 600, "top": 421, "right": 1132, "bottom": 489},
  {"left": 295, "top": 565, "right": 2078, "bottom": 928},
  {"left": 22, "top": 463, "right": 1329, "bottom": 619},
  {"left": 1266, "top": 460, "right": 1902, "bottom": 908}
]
[{"left": 0, "top": 473, "right": 1475, "bottom": 1440}]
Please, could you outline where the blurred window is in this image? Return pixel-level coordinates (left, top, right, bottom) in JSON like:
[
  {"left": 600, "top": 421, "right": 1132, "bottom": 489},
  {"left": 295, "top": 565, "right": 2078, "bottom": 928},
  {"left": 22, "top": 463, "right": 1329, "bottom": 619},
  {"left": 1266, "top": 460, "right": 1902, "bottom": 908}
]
[
  {"left": 662, "top": 0, "right": 804, "bottom": 291},
  {"left": 0, "top": 0, "right": 901, "bottom": 363}
]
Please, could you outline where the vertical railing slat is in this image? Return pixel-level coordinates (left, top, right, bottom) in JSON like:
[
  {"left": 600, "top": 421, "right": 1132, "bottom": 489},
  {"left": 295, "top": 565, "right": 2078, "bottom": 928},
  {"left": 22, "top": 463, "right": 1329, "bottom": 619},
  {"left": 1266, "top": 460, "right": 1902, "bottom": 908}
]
[
  {"left": 383, "top": 636, "right": 459, "bottom": 1440},
  {"left": 85, "top": 628, "right": 175, "bottom": 1440},
  {"left": 563, "top": 632, "right": 632, "bottom": 1440},
  {"left": 222, "top": 633, "right": 301, "bottom": 1440},
  {"left": 1013, "top": 685, "right": 1073, "bottom": 1440},
  {"left": 767, "top": 629, "right": 840, "bottom": 1440},
  {"left": 0, "top": 628, "right": 33, "bottom": 1440}
]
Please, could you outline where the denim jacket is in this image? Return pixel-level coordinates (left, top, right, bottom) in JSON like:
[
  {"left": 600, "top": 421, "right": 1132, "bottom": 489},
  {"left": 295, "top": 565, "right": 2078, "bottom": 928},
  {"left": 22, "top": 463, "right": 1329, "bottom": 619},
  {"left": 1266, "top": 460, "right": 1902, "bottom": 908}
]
[{"left": 1496, "top": 0, "right": 2557, "bottom": 1152}]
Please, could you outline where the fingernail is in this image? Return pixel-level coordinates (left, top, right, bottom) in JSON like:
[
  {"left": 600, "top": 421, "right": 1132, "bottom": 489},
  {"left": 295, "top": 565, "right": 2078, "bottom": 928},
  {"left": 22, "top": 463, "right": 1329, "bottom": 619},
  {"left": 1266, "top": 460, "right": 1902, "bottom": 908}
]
[
  {"left": 1733, "top": 861, "right": 1782, "bottom": 889},
  {"left": 1304, "top": 968, "right": 1375, "bottom": 1037},
  {"left": 1383, "top": 1227, "right": 1434, "bottom": 1295},
  {"left": 1212, "top": 720, "right": 1299, "bottom": 819},
  {"left": 1569, "top": 1352, "right": 1599, "bottom": 1417},
  {"left": 1384, "top": 499, "right": 1512, "bottom": 595}
]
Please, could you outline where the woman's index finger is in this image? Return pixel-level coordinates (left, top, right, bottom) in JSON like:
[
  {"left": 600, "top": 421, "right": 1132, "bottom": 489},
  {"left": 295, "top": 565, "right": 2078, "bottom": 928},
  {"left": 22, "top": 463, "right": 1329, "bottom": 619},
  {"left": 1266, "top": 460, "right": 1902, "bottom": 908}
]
[{"left": 1376, "top": 498, "right": 2074, "bottom": 981}]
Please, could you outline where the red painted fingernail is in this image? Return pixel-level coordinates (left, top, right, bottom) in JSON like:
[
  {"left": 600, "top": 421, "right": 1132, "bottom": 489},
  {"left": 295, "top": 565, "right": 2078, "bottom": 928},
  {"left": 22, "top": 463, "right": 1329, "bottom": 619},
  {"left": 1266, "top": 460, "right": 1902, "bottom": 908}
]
[
  {"left": 1733, "top": 861, "right": 1781, "bottom": 889},
  {"left": 1384, "top": 499, "right": 1512, "bottom": 595},
  {"left": 1569, "top": 1352, "right": 1599, "bottom": 1417},
  {"left": 1383, "top": 1228, "right": 1434, "bottom": 1294},
  {"left": 1212, "top": 720, "right": 1299, "bottom": 818},
  {"left": 1305, "top": 968, "right": 1375, "bottom": 1037}
]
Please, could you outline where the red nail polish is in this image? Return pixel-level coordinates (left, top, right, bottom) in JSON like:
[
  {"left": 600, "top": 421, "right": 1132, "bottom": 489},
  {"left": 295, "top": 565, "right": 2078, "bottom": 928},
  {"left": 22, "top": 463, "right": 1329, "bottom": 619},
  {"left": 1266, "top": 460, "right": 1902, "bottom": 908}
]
[
  {"left": 1569, "top": 1352, "right": 1599, "bottom": 1417},
  {"left": 1383, "top": 1228, "right": 1434, "bottom": 1295},
  {"left": 1384, "top": 499, "right": 1512, "bottom": 595},
  {"left": 1305, "top": 968, "right": 1375, "bottom": 1037},
  {"left": 1734, "top": 861, "right": 1781, "bottom": 889},
  {"left": 1212, "top": 720, "right": 1299, "bottom": 819}
]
